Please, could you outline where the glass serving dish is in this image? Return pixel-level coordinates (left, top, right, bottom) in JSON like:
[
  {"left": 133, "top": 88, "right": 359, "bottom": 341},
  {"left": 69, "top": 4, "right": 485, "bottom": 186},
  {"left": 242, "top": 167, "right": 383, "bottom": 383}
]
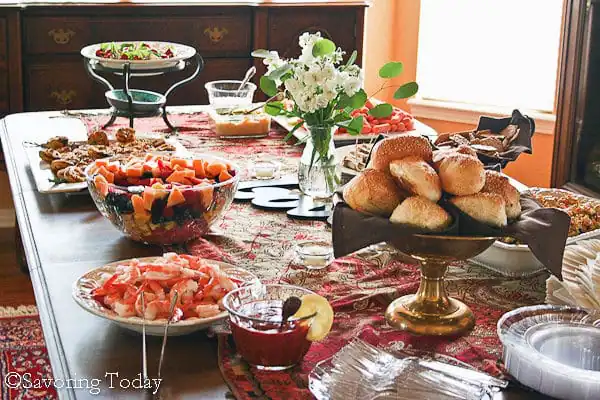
[
  {"left": 497, "top": 304, "right": 600, "bottom": 400},
  {"left": 211, "top": 109, "right": 271, "bottom": 139},
  {"left": 85, "top": 153, "right": 240, "bottom": 245},
  {"left": 221, "top": 283, "right": 317, "bottom": 371},
  {"left": 205, "top": 80, "right": 257, "bottom": 112},
  {"left": 309, "top": 339, "right": 507, "bottom": 400}
]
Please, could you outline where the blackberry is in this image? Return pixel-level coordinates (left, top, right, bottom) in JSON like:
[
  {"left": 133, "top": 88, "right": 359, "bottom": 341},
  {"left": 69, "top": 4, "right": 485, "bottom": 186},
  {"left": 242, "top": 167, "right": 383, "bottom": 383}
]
[
  {"left": 151, "top": 197, "right": 167, "bottom": 224},
  {"left": 105, "top": 192, "right": 133, "bottom": 214}
]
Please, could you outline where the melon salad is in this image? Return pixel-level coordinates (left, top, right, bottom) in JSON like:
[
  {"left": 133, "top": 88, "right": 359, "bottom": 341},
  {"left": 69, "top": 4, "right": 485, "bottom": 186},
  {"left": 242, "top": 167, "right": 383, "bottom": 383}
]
[{"left": 87, "top": 154, "right": 238, "bottom": 245}]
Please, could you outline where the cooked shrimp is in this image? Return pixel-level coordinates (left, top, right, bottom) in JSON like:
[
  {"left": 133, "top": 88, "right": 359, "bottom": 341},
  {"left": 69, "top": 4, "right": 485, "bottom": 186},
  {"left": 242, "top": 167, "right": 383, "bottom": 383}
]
[
  {"left": 92, "top": 253, "right": 245, "bottom": 322},
  {"left": 112, "top": 300, "right": 136, "bottom": 317},
  {"left": 144, "top": 299, "right": 173, "bottom": 320},
  {"left": 140, "top": 264, "right": 182, "bottom": 280},
  {"left": 194, "top": 304, "right": 221, "bottom": 318},
  {"left": 170, "top": 279, "right": 199, "bottom": 305}
]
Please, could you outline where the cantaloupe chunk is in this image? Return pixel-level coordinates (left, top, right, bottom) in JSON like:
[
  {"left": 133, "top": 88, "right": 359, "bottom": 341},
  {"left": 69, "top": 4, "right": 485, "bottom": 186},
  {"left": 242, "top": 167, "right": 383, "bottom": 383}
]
[
  {"left": 131, "top": 194, "right": 145, "bottom": 215},
  {"left": 166, "top": 171, "right": 187, "bottom": 184},
  {"left": 192, "top": 159, "right": 206, "bottom": 178},
  {"left": 199, "top": 185, "right": 214, "bottom": 210},
  {"left": 170, "top": 158, "right": 190, "bottom": 169},
  {"left": 218, "top": 170, "right": 233, "bottom": 183},
  {"left": 95, "top": 159, "right": 109, "bottom": 168},
  {"left": 182, "top": 169, "right": 195, "bottom": 179},
  {"left": 142, "top": 163, "right": 153, "bottom": 173},
  {"left": 126, "top": 166, "right": 143, "bottom": 178},
  {"left": 96, "top": 166, "right": 115, "bottom": 183},
  {"left": 142, "top": 187, "right": 155, "bottom": 210},
  {"left": 151, "top": 166, "right": 161, "bottom": 177},
  {"left": 94, "top": 175, "right": 109, "bottom": 197},
  {"left": 106, "top": 163, "right": 120, "bottom": 173},
  {"left": 166, "top": 188, "right": 186, "bottom": 208},
  {"left": 206, "top": 162, "right": 227, "bottom": 178}
]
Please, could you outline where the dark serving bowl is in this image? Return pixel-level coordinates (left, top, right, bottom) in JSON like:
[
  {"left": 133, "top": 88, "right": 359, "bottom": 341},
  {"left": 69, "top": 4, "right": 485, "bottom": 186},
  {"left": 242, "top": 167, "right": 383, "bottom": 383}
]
[{"left": 105, "top": 89, "right": 166, "bottom": 114}]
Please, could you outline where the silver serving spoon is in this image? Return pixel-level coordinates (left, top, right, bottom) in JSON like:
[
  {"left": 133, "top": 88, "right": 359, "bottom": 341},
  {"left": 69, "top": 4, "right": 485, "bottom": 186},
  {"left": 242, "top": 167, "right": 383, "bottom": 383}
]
[{"left": 236, "top": 66, "right": 256, "bottom": 94}]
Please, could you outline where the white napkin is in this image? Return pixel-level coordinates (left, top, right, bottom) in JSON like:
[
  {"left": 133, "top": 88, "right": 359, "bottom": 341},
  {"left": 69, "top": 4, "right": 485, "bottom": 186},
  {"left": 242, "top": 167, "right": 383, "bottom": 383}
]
[{"left": 546, "top": 238, "right": 600, "bottom": 309}]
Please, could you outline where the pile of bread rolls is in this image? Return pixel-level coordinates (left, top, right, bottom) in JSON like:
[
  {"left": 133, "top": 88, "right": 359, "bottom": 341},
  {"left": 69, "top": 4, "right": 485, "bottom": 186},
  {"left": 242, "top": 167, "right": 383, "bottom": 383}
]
[{"left": 343, "top": 134, "right": 521, "bottom": 231}]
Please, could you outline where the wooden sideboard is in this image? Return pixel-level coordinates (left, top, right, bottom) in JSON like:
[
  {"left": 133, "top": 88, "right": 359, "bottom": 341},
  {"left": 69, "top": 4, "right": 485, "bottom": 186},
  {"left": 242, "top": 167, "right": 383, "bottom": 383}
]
[{"left": 0, "top": 1, "right": 368, "bottom": 116}]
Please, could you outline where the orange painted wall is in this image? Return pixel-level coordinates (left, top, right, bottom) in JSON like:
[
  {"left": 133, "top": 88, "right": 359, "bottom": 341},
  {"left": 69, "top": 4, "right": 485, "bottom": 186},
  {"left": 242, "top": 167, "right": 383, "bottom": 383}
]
[{"left": 363, "top": 0, "right": 553, "bottom": 187}]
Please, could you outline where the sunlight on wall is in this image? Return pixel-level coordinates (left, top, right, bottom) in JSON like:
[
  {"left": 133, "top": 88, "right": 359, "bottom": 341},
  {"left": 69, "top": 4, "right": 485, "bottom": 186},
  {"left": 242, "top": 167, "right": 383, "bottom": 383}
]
[{"left": 363, "top": 0, "right": 552, "bottom": 187}]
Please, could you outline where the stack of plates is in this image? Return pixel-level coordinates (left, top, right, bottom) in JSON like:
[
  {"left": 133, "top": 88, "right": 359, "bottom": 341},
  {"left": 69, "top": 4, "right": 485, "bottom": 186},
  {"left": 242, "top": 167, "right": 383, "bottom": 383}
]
[{"left": 498, "top": 304, "right": 600, "bottom": 400}]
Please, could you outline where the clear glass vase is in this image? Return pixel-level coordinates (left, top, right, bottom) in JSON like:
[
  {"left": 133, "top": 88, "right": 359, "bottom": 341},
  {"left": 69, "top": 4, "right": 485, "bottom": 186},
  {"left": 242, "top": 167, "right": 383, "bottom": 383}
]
[{"left": 298, "top": 125, "right": 341, "bottom": 198}]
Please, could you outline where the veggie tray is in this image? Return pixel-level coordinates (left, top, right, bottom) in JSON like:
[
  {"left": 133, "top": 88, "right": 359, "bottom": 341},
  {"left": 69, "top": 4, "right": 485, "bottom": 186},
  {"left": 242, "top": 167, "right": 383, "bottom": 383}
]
[
  {"left": 272, "top": 100, "right": 437, "bottom": 143},
  {"left": 25, "top": 130, "right": 188, "bottom": 194},
  {"left": 80, "top": 41, "right": 196, "bottom": 70}
]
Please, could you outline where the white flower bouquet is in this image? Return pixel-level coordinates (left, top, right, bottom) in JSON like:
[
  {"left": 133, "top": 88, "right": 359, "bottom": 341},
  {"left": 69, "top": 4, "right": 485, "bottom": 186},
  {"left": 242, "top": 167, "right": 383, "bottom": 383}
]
[{"left": 253, "top": 32, "right": 418, "bottom": 197}]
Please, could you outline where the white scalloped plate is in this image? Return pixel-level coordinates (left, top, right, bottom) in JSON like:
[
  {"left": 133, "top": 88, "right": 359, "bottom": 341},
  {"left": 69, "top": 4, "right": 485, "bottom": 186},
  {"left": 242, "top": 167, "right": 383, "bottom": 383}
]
[
  {"left": 72, "top": 257, "right": 258, "bottom": 336},
  {"left": 81, "top": 41, "right": 196, "bottom": 71}
]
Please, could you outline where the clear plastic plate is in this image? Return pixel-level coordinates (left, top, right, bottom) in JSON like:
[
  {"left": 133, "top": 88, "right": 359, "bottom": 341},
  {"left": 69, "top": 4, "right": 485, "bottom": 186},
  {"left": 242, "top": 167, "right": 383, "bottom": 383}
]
[{"left": 497, "top": 304, "right": 600, "bottom": 400}]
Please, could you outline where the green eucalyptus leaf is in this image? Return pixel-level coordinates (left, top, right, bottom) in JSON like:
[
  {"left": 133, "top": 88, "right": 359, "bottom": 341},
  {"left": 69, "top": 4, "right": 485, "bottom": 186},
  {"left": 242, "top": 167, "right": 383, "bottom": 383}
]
[
  {"left": 338, "top": 89, "right": 367, "bottom": 110},
  {"left": 346, "top": 50, "right": 358, "bottom": 66},
  {"left": 368, "top": 103, "right": 393, "bottom": 118},
  {"left": 338, "top": 115, "right": 364, "bottom": 135},
  {"left": 312, "top": 39, "right": 336, "bottom": 57},
  {"left": 251, "top": 49, "right": 272, "bottom": 58},
  {"left": 393, "top": 82, "right": 419, "bottom": 99},
  {"left": 260, "top": 76, "right": 278, "bottom": 97},
  {"left": 264, "top": 101, "right": 284, "bottom": 116},
  {"left": 379, "top": 62, "right": 404, "bottom": 79},
  {"left": 333, "top": 111, "right": 351, "bottom": 123},
  {"left": 268, "top": 64, "right": 292, "bottom": 80}
]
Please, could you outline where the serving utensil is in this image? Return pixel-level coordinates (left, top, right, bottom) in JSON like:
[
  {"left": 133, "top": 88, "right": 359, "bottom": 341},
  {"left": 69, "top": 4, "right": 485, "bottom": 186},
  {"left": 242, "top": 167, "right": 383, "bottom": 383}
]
[
  {"left": 157, "top": 291, "right": 179, "bottom": 382},
  {"left": 236, "top": 66, "right": 256, "bottom": 94}
]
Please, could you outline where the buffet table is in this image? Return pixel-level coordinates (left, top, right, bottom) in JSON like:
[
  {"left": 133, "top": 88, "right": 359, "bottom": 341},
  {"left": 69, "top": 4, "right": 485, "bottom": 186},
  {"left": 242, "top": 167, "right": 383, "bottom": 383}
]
[{"left": 0, "top": 108, "right": 550, "bottom": 399}]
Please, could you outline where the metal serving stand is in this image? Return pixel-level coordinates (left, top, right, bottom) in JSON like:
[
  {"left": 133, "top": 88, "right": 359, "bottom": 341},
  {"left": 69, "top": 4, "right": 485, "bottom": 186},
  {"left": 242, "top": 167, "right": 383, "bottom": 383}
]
[{"left": 83, "top": 53, "right": 204, "bottom": 130}]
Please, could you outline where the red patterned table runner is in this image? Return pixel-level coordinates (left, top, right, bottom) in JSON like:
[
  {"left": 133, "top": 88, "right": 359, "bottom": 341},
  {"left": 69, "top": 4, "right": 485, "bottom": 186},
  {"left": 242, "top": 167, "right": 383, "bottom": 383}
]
[{"left": 83, "top": 112, "right": 548, "bottom": 399}]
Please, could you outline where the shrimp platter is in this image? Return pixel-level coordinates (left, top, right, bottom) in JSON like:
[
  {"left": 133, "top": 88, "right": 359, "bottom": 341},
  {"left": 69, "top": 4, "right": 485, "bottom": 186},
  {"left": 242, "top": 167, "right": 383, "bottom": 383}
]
[{"left": 72, "top": 253, "right": 257, "bottom": 336}]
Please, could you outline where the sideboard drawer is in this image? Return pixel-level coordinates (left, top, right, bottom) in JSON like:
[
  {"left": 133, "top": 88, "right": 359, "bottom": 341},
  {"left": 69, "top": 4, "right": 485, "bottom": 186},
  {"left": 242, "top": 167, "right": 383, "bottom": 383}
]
[
  {"left": 25, "top": 61, "right": 107, "bottom": 111},
  {"left": 24, "top": 57, "right": 252, "bottom": 111},
  {"left": 23, "top": 14, "right": 252, "bottom": 57}
]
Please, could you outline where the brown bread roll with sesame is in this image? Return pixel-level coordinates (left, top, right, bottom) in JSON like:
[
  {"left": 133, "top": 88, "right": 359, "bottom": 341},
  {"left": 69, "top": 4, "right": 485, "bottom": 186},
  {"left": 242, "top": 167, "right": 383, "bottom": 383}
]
[
  {"left": 343, "top": 169, "right": 406, "bottom": 217},
  {"left": 432, "top": 145, "right": 478, "bottom": 169},
  {"left": 481, "top": 170, "right": 521, "bottom": 220},
  {"left": 389, "top": 156, "right": 442, "bottom": 202},
  {"left": 437, "top": 153, "right": 485, "bottom": 195},
  {"left": 390, "top": 196, "right": 452, "bottom": 231},
  {"left": 370, "top": 134, "right": 433, "bottom": 171},
  {"left": 450, "top": 192, "right": 507, "bottom": 227}
]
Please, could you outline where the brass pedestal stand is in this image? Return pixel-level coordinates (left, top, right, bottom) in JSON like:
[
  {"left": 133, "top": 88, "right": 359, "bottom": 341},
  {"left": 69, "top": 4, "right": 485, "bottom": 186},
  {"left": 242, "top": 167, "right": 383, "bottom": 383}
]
[{"left": 385, "top": 234, "right": 495, "bottom": 336}]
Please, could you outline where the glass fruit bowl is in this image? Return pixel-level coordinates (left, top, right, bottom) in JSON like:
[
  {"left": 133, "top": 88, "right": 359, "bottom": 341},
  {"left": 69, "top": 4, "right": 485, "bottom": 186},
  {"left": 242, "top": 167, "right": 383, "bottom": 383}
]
[{"left": 85, "top": 153, "right": 240, "bottom": 245}]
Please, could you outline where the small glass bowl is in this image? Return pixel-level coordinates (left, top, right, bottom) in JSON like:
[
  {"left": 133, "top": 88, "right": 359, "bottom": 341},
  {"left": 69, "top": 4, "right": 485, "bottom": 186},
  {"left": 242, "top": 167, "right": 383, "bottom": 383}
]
[
  {"left": 205, "top": 80, "right": 257, "bottom": 112},
  {"left": 295, "top": 241, "right": 334, "bottom": 270},
  {"left": 221, "top": 283, "right": 317, "bottom": 370},
  {"left": 251, "top": 161, "right": 281, "bottom": 180}
]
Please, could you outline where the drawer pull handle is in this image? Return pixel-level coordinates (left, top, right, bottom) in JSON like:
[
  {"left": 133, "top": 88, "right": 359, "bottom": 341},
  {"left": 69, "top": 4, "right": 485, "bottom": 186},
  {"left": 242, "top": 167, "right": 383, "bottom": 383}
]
[
  {"left": 51, "top": 90, "right": 76, "bottom": 106},
  {"left": 48, "top": 29, "right": 76, "bottom": 45},
  {"left": 204, "top": 27, "right": 228, "bottom": 43}
]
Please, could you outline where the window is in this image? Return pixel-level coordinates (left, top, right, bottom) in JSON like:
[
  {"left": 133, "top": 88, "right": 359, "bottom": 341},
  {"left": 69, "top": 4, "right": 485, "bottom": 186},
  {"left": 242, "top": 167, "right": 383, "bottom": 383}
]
[{"left": 415, "top": 0, "right": 564, "bottom": 114}]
